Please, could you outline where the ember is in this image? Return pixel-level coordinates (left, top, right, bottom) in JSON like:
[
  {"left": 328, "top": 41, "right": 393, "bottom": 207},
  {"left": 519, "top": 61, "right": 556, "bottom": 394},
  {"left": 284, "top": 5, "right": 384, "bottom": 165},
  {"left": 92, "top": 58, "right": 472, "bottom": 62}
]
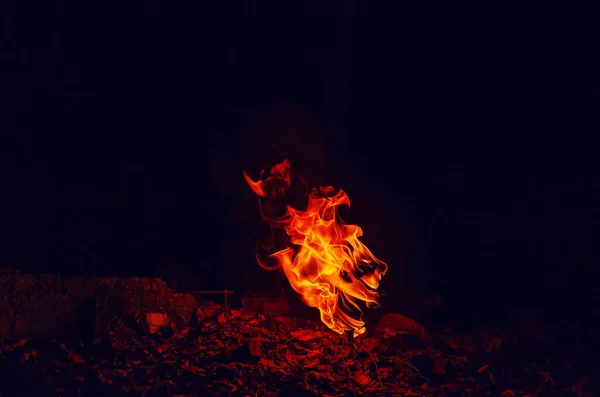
[{"left": 243, "top": 160, "right": 388, "bottom": 336}]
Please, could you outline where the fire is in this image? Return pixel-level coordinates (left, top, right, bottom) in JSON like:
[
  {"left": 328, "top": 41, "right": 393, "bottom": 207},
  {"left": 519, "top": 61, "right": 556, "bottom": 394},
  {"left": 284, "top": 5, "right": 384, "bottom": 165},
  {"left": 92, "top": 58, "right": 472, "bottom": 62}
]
[{"left": 243, "top": 160, "right": 388, "bottom": 336}]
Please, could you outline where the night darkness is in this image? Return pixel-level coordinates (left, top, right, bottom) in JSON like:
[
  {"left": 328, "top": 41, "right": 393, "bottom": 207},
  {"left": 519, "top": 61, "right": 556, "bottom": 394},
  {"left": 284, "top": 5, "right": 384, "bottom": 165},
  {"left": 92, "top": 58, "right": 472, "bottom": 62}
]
[{"left": 2, "top": 1, "right": 599, "bottom": 334}]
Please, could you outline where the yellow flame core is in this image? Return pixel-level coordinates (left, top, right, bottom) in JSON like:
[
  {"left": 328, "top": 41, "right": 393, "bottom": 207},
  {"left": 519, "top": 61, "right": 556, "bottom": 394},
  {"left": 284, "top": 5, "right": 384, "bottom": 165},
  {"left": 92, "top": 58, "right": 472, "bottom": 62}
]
[{"left": 244, "top": 160, "right": 388, "bottom": 336}]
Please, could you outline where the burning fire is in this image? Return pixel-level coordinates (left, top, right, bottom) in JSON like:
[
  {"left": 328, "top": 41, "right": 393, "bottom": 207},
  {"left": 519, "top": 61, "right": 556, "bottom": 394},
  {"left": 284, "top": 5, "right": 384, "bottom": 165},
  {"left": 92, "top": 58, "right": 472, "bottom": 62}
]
[{"left": 243, "top": 160, "right": 388, "bottom": 336}]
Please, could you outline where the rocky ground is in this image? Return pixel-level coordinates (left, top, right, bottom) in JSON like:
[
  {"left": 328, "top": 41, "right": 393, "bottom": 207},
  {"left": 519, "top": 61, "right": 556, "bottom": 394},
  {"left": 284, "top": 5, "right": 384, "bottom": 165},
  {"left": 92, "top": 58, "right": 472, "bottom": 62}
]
[{"left": 1, "top": 303, "right": 597, "bottom": 397}]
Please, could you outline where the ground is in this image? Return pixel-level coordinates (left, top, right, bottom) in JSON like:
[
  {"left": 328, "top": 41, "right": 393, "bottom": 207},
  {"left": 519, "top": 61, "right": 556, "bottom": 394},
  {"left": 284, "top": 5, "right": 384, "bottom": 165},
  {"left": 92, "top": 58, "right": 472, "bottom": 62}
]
[{"left": 0, "top": 307, "right": 595, "bottom": 396}]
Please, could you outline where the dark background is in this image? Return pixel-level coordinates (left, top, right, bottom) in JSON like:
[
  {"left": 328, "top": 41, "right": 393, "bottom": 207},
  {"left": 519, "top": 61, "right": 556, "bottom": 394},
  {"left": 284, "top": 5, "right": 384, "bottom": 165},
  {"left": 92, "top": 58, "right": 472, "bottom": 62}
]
[{"left": 2, "top": 2, "right": 598, "bottom": 329}]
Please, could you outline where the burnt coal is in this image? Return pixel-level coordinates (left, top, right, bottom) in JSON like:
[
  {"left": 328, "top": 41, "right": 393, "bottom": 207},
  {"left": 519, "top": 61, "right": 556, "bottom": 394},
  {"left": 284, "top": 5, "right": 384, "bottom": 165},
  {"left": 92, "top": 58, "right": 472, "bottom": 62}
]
[{"left": 1, "top": 305, "right": 596, "bottom": 396}]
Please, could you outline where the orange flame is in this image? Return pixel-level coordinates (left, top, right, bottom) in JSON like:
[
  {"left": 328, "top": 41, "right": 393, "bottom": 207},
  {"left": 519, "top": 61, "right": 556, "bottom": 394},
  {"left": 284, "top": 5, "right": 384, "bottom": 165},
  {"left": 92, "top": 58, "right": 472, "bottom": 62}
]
[{"left": 243, "top": 160, "right": 388, "bottom": 336}]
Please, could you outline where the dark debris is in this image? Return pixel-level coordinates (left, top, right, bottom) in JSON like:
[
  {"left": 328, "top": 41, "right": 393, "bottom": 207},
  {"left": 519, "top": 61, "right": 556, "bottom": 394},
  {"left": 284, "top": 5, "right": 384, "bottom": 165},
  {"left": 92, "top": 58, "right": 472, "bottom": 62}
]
[{"left": 0, "top": 308, "right": 596, "bottom": 396}]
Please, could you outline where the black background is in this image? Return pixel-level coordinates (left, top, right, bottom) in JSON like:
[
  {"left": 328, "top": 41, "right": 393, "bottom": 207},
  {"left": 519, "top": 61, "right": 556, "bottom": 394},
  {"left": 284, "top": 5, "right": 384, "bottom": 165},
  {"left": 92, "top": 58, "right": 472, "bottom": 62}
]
[{"left": 2, "top": 2, "right": 598, "bottom": 328}]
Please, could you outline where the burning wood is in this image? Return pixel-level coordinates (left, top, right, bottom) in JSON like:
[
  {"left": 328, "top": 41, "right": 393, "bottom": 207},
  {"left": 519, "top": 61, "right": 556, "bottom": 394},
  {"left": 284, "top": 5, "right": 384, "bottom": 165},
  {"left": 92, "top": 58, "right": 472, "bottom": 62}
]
[
  {"left": 243, "top": 160, "right": 388, "bottom": 337},
  {"left": 0, "top": 305, "right": 591, "bottom": 396}
]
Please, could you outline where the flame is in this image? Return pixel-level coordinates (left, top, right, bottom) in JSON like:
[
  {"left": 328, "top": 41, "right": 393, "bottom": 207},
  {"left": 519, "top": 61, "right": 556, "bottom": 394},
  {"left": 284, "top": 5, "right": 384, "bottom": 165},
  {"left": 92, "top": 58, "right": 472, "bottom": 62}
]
[{"left": 243, "top": 160, "right": 388, "bottom": 336}]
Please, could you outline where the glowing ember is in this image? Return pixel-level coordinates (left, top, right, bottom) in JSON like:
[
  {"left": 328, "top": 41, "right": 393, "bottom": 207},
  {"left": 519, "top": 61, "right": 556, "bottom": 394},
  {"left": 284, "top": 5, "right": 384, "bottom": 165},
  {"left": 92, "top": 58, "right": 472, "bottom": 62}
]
[{"left": 243, "top": 160, "right": 388, "bottom": 336}]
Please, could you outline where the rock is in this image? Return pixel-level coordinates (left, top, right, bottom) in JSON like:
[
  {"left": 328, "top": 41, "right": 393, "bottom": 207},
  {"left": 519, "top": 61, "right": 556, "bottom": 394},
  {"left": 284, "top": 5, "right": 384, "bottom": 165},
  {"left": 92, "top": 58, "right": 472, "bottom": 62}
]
[
  {"left": 11, "top": 274, "right": 36, "bottom": 293},
  {"left": 290, "top": 329, "right": 322, "bottom": 342},
  {"left": 0, "top": 297, "right": 13, "bottom": 340},
  {"left": 155, "top": 265, "right": 203, "bottom": 292},
  {"left": 375, "top": 313, "right": 426, "bottom": 339},
  {"left": 0, "top": 271, "right": 191, "bottom": 339},
  {"left": 59, "top": 276, "right": 86, "bottom": 296},
  {"left": 432, "top": 356, "right": 450, "bottom": 374},
  {"left": 359, "top": 337, "right": 377, "bottom": 353},
  {"left": 195, "top": 307, "right": 219, "bottom": 322},
  {"left": 263, "top": 298, "right": 290, "bottom": 317},
  {"left": 217, "top": 313, "right": 227, "bottom": 325},
  {"left": 166, "top": 293, "right": 198, "bottom": 324},
  {"left": 239, "top": 325, "right": 264, "bottom": 336},
  {"left": 194, "top": 308, "right": 204, "bottom": 321},
  {"left": 230, "top": 310, "right": 243, "bottom": 317},
  {"left": 114, "top": 278, "right": 142, "bottom": 308},
  {"left": 39, "top": 274, "right": 58, "bottom": 290},
  {"left": 96, "top": 289, "right": 131, "bottom": 339},
  {"left": 139, "top": 278, "right": 169, "bottom": 312},
  {"left": 480, "top": 329, "right": 505, "bottom": 353},
  {"left": 262, "top": 316, "right": 295, "bottom": 332},
  {"left": 145, "top": 312, "right": 169, "bottom": 334},
  {"left": 272, "top": 316, "right": 295, "bottom": 330},
  {"left": 110, "top": 316, "right": 140, "bottom": 339},
  {"left": 12, "top": 314, "right": 29, "bottom": 339},
  {"left": 248, "top": 339, "right": 262, "bottom": 356},
  {"left": 242, "top": 291, "right": 290, "bottom": 317},
  {"left": 241, "top": 295, "right": 263, "bottom": 314}
]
